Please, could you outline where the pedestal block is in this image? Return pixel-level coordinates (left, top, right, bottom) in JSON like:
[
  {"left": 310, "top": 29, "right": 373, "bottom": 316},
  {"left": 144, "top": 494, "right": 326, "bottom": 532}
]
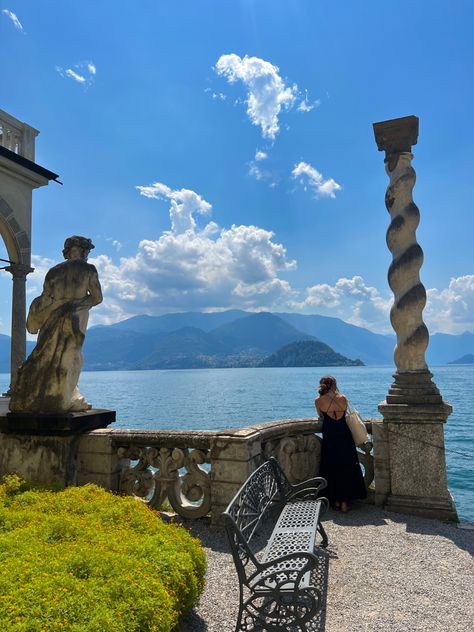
[
  {"left": 0, "top": 409, "right": 115, "bottom": 487},
  {"left": 378, "top": 399, "right": 458, "bottom": 521}
]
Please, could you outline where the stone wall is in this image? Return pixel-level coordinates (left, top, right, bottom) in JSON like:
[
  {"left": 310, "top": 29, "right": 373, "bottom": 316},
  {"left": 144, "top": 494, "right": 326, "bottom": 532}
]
[{"left": 0, "top": 418, "right": 377, "bottom": 523}]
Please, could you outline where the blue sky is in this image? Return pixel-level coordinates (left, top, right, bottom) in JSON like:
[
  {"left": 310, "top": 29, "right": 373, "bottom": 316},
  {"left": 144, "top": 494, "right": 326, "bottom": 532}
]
[{"left": 1, "top": 0, "right": 473, "bottom": 335}]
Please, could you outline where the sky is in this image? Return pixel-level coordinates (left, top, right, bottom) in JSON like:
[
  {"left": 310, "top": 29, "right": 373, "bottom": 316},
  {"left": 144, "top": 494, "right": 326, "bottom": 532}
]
[{"left": 0, "top": 0, "right": 473, "bottom": 336}]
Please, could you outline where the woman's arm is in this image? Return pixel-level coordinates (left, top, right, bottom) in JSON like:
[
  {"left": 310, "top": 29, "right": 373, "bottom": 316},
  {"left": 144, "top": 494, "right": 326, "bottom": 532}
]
[{"left": 315, "top": 397, "right": 323, "bottom": 419}]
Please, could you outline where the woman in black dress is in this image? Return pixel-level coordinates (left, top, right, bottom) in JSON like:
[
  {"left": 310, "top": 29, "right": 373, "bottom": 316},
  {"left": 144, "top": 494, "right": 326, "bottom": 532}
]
[{"left": 315, "top": 375, "right": 366, "bottom": 512}]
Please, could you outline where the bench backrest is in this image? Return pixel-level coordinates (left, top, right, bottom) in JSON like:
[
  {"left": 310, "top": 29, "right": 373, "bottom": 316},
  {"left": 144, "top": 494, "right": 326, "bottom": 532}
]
[{"left": 222, "top": 458, "right": 289, "bottom": 585}]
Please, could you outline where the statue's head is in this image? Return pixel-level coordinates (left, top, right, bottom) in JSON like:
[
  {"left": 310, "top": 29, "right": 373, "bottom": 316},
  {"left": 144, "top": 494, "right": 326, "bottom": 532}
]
[{"left": 63, "top": 235, "right": 95, "bottom": 261}]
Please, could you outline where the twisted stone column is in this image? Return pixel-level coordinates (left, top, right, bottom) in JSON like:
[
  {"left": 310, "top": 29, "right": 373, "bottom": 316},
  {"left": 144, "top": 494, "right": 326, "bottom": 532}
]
[
  {"left": 374, "top": 116, "right": 441, "bottom": 404},
  {"left": 373, "top": 116, "right": 457, "bottom": 521}
]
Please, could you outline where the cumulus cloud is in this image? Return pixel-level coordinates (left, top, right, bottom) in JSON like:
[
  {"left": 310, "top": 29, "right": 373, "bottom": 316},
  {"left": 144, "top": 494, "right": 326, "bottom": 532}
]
[
  {"left": 26, "top": 252, "right": 474, "bottom": 335},
  {"left": 425, "top": 275, "right": 474, "bottom": 334},
  {"left": 215, "top": 54, "right": 302, "bottom": 139},
  {"left": 82, "top": 182, "right": 296, "bottom": 322},
  {"left": 56, "top": 61, "right": 97, "bottom": 87},
  {"left": 292, "top": 161, "right": 342, "bottom": 199},
  {"left": 2, "top": 9, "right": 23, "bottom": 30},
  {"left": 255, "top": 150, "right": 268, "bottom": 161},
  {"left": 289, "top": 276, "right": 393, "bottom": 333},
  {"left": 136, "top": 182, "right": 212, "bottom": 234}
]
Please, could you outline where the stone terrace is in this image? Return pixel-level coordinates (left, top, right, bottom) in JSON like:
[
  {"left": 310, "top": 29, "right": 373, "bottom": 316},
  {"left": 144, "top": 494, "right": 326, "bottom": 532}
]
[{"left": 178, "top": 504, "right": 473, "bottom": 632}]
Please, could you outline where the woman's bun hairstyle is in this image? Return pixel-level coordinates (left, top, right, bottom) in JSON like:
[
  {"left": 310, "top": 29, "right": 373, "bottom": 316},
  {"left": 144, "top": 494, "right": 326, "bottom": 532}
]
[{"left": 318, "top": 375, "right": 338, "bottom": 396}]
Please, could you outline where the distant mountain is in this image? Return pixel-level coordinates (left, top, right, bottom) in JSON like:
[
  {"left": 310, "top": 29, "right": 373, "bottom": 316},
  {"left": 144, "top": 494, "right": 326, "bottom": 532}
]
[
  {"left": 448, "top": 353, "right": 474, "bottom": 365},
  {"left": 7, "top": 309, "right": 473, "bottom": 373},
  {"left": 134, "top": 313, "right": 316, "bottom": 369},
  {"left": 136, "top": 327, "right": 232, "bottom": 369},
  {"left": 275, "top": 313, "right": 395, "bottom": 365},
  {"left": 427, "top": 332, "right": 474, "bottom": 365},
  {"left": 260, "top": 340, "right": 364, "bottom": 368},
  {"left": 106, "top": 310, "right": 248, "bottom": 335},
  {"left": 211, "top": 312, "right": 315, "bottom": 354},
  {"left": 83, "top": 327, "right": 162, "bottom": 370}
]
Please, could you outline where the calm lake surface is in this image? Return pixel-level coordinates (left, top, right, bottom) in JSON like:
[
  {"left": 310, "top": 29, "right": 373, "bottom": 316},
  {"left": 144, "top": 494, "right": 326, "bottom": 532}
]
[{"left": 2, "top": 365, "right": 472, "bottom": 521}]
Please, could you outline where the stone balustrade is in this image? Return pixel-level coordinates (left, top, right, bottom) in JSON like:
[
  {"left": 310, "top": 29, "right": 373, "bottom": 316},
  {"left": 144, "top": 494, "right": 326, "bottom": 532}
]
[
  {"left": 0, "top": 108, "right": 38, "bottom": 161},
  {"left": 75, "top": 418, "right": 378, "bottom": 523}
]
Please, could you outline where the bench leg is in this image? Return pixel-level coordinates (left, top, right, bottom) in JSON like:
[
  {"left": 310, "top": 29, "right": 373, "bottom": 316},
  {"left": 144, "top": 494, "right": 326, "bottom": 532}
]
[{"left": 317, "top": 521, "right": 328, "bottom": 548}]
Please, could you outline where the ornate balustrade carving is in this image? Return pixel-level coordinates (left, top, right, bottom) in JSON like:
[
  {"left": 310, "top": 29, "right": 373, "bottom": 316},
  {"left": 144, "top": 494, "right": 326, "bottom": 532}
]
[
  {"left": 103, "top": 419, "right": 376, "bottom": 522},
  {"left": 114, "top": 430, "right": 213, "bottom": 519}
]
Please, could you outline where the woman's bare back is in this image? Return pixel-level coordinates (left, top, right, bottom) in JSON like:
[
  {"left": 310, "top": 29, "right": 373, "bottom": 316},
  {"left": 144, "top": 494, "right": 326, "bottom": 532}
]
[{"left": 315, "top": 391, "right": 348, "bottom": 420}]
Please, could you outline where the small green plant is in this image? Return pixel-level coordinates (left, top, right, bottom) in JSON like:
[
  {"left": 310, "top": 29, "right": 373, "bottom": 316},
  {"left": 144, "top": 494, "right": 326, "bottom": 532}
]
[{"left": 0, "top": 476, "right": 206, "bottom": 631}]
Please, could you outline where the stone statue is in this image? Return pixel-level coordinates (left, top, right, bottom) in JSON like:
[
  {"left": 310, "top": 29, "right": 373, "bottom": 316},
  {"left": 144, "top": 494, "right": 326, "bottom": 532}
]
[{"left": 9, "top": 236, "right": 103, "bottom": 414}]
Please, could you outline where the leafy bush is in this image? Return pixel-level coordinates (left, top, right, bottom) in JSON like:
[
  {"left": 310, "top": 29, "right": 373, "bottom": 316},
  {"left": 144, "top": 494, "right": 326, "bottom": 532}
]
[{"left": 0, "top": 476, "right": 206, "bottom": 631}]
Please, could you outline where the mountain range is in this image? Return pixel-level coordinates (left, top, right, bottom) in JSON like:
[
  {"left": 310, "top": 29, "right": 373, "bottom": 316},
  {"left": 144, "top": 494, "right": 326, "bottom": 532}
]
[
  {"left": 82, "top": 310, "right": 474, "bottom": 370},
  {"left": 0, "top": 310, "right": 472, "bottom": 373}
]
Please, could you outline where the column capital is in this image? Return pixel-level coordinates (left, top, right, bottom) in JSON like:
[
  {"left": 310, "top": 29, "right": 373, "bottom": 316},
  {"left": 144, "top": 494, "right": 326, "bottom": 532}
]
[
  {"left": 5, "top": 263, "right": 34, "bottom": 278},
  {"left": 373, "top": 115, "right": 419, "bottom": 157}
]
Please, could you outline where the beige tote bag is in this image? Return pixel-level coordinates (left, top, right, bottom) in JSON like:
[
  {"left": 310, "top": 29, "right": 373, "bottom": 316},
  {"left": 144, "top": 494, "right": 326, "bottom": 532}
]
[{"left": 346, "top": 403, "right": 369, "bottom": 447}]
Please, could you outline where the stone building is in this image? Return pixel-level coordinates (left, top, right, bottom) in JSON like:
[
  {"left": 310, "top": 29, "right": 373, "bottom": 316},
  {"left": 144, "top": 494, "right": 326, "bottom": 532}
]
[{"left": 0, "top": 108, "right": 58, "bottom": 392}]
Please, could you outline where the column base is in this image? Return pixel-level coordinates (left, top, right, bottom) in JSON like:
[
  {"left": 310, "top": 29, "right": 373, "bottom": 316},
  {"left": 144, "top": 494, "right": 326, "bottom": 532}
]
[
  {"left": 386, "top": 370, "right": 443, "bottom": 405},
  {"left": 385, "top": 493, "right": 458, "bottom": 522}
]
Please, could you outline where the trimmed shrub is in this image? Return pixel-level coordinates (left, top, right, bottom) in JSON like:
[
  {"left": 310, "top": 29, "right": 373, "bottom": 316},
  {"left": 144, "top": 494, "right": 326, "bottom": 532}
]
[{"left": 0, "top": 475, "right": 206, "bottom": 631}]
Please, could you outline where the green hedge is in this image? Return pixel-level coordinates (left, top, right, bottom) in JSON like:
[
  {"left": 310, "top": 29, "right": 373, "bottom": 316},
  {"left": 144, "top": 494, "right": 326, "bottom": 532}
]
[{"left": 0, "top": 475, "right": 206, "bottom": 631}]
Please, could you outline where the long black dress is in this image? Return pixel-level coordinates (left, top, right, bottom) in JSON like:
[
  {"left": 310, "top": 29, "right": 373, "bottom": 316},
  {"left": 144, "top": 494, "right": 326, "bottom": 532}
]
[{"left": 319, "top": 410, "right": 367, "bottom": 503}]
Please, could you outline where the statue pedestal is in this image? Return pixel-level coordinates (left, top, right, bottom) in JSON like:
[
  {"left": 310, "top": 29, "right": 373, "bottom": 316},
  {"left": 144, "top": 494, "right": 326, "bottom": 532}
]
[
  {"left": 0, "top": 408, "right": 115, "bottom": 435},
  {"left": 0, "top": 409, "right": 116, "bottom": 487}
]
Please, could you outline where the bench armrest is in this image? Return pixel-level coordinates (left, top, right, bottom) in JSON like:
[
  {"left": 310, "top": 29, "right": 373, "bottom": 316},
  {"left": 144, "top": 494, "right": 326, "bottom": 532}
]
[
  {"left": 283, "top": 477, "right": 327, "bottom": 502},
  {"left": 290, "top": 476, "right": 327, "bottom": 493}
]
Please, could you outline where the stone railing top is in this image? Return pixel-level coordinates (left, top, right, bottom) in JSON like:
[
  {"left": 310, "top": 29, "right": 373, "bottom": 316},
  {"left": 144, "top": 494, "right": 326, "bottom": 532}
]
[
  {"left": 96, "top": 417, "right": 379, "bottom": 449},
  {"left": 0, "top": 108, "right": 39, "bottom": 161}
]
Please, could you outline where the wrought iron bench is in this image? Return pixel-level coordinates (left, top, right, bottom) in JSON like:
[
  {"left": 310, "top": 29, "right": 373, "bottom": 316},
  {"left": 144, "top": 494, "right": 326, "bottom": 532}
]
[{"left": 223, "top": 457, "right": 329, "bottom": 632}]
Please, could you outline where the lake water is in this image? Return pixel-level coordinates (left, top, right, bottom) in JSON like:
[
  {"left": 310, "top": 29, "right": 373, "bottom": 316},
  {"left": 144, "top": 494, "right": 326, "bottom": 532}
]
[{"left": 1, "top": 365, "right": 473, "bottom": 521}]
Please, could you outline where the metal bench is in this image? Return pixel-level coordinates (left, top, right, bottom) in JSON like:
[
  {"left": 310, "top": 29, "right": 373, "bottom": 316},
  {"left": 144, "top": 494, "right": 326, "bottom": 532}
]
[{"left": 223, "top": 457, "right": 329, "bottom": 631}]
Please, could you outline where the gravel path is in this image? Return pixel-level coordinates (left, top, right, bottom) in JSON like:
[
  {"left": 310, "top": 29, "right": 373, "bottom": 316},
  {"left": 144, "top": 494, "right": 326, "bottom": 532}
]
[{"left": 177, "top": 504, "right": 473, "bottom": 632}]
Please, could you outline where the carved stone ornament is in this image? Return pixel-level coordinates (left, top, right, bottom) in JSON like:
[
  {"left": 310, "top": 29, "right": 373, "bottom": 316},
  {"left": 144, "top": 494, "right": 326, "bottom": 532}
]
[
  {"left": 263, "top": 434, "right": 322, "bottom": 484},
  {"left": 118, "top": 445, "right": 211, "bottom": 519}
]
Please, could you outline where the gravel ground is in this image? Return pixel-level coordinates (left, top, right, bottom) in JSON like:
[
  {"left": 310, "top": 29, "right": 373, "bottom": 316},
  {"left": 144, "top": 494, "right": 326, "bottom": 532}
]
[{"left": 176, "top": 504, "right": 474, "bottom": 632}]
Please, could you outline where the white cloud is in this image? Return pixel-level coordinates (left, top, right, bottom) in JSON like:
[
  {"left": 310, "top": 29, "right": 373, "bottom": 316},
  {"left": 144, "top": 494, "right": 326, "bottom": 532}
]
[
  {"left": 289, "top": 276, "right": 393, "bottom": 333},
  {"left": 204, "top": 88, "right": 226, "bottom": 100},
  {"left": 425, "top": 275, "right": 474, "bottom": 334},
  {"left": 292, "top": 161, "right": 342, "bottom": 199},
  {"left": 297, "top": 96, "right": 321, "bottom": 113},
  {"left": 248, "top": 162, "right": 277, "bottom": 187},
  {"left": 215, "top": 54, "right": 300, "bottom": 139},
  {"left": 2, "top": 9, "right": 23, "bottom": 30},
  {"left": 255, "top": 150, "right": 268, "bottom": 161},
  {"left": 65, "top": 69, "right": 86, "bottom": 84},
  {"left": 136, "top": 182, "right": 212, "bottom": 234},
  {"left": 87, "top": 182, "right": 296, "bottom": 322},
  {"left": 56, "top": 61, "right": 97, "bottom": 86},
  {"left": 27, "top": 253, "right": 474, "bottom": 335}
]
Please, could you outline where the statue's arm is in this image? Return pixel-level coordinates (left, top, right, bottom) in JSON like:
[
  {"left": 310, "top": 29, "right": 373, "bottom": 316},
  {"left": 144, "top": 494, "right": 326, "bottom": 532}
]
[
  {"left": 26, "top": 273, "right": 56, "bottom": 334},
  {"left": 88, "top": 266, "right": 103, "bottom": 307}
]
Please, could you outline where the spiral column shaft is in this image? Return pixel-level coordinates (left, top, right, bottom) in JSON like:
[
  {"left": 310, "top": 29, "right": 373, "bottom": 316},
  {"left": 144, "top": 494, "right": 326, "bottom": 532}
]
[{"left": 385, "top": 152, "right": 428, "bottom": 372}]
